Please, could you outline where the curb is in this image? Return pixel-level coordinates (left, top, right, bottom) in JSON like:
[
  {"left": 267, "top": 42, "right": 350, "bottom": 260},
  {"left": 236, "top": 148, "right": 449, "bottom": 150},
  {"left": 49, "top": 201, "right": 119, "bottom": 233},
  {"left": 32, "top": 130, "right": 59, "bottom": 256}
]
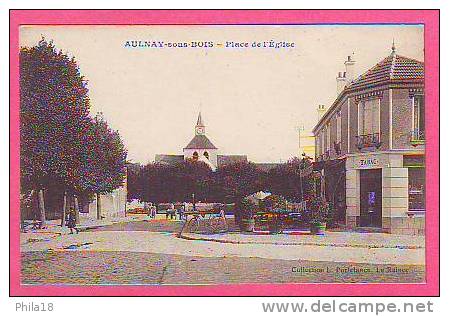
[{"left": 178, "top": 233, "right": 424, "bottom": 250}]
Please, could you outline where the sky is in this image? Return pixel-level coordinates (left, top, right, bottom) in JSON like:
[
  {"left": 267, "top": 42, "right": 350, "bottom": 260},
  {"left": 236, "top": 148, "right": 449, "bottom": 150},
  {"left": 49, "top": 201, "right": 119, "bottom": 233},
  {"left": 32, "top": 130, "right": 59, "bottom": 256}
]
[{"left": 20, "top": 25, "right": 423, "bottom": 163}]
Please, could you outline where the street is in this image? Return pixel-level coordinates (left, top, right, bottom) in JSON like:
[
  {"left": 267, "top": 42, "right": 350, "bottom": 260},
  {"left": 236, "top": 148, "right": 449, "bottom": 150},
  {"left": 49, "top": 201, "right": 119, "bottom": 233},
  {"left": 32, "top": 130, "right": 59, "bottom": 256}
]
[
  {"left": 21, "top": 219, "right": 425, "bottom": 285},
  {"left": 22, "top": 251, "right": 424, "bottom": 285}
]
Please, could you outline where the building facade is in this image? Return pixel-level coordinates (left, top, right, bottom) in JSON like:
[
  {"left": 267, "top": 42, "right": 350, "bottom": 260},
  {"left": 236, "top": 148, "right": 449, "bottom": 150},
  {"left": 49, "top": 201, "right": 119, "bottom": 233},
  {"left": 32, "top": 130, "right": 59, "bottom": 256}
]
[{"left": 313, "top": 45, "right": 425, "bottom": 235}]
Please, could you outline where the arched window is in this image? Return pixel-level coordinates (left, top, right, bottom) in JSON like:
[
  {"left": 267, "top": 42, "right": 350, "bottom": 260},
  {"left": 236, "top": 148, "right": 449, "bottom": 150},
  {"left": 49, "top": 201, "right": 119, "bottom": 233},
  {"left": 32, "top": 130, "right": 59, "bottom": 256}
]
[
  {"left": 203, "top": 151, "right": 209, "bottom": 159},
  {"left": 192, "top": 151, "right": 199, "bottom": 161}
]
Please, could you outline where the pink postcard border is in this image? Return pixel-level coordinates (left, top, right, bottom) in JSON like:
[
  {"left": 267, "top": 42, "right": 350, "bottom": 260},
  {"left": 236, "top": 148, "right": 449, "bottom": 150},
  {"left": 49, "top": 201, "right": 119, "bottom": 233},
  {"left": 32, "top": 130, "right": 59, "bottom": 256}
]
[{"left": 9, "top": 9, "right": 440, "bottom": 297}]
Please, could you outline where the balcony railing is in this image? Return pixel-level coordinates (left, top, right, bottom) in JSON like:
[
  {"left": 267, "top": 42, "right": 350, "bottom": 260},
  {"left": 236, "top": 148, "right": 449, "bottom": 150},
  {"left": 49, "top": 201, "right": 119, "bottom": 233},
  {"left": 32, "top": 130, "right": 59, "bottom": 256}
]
[
  {"left": 356, "top": 133, "right": 382, "bottom": 150},
  {"left": 410, "top": 129, "right": 425, "bottom": 145}
]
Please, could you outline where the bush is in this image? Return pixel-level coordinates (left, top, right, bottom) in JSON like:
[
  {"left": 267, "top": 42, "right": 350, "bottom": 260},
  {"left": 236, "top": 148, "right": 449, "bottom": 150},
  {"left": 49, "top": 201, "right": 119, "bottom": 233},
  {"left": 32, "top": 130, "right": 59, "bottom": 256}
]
[
  {"left": 309, "top": 198, "right": 334, "bottom": 225},
  {"left": 261, "top": 194, "right": 287, "bottom": 211},
  {"left": 234, "top": 197, "right": 257, "bottom": 226}
]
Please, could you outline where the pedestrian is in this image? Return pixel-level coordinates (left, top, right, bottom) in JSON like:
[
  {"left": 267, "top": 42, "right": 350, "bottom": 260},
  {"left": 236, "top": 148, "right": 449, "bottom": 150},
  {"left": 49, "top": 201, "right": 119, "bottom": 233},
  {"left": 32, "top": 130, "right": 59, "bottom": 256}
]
[
  {"left": 146, "top": 202, "right": 151, "bottom": 217},
  {"left": 177, "top": 206, "right": 184, "bottom": 220},
  {"left": 168, "top": 203, "right": 175, "bottom": 220},
  {"left": 150, "top": 204, "right": 157, "bottom": 219},
  {"left": 67, "top": 208, "right": 79, "bottom": 234}
]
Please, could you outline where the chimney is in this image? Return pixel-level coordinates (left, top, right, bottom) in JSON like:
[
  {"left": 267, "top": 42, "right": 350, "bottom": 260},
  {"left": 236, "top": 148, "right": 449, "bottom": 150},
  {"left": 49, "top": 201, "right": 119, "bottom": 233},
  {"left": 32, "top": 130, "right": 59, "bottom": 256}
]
[
  {"left": 344, "top": 54, "right": 356, "bottom": 83},
  {"left": 317, "top": 104, "right": 326, "bottom": 121},
  {"left": 336, "top": 71, "right": 346, "bottom": 96}
]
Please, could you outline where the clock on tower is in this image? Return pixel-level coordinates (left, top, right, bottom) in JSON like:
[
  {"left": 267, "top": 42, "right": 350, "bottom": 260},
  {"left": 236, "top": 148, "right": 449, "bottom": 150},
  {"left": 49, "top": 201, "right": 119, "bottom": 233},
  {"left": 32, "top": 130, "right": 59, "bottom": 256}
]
[{"left": 196, "top": 126, "right": 205, "bottom": 135}]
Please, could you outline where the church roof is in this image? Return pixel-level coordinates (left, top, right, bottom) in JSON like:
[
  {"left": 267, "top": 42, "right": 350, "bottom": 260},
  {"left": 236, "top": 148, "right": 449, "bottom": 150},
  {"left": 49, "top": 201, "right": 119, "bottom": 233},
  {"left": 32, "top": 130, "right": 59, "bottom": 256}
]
[
  {"left": 347, "top": 53, "right": 424, "bottom": 91},
  {"left": 184, "top": 134, "right": 217, "bottom": 150}
]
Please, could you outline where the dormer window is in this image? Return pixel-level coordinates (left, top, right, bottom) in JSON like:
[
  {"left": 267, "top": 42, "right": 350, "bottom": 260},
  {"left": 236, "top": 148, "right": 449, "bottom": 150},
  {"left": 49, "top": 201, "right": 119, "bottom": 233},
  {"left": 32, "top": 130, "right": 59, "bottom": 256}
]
[{"left": 204, "top": 151, "right": 209, "bottom": 159}]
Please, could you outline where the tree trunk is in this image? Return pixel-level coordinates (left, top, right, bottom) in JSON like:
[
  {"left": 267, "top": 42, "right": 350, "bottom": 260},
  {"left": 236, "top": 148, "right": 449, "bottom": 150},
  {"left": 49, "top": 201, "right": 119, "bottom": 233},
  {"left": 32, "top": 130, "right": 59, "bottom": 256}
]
[
  {"left": 60, "top": 191, "right": 67, "bottom": 227},
  {"left": 96, "top": 193, "right": 101, "bottom": 220},
  {"left": 38, "top": 189, "right": 46, "bottom": 228},
  {"left": 74, "top": 196, "right": 80, "bottom": 224}
]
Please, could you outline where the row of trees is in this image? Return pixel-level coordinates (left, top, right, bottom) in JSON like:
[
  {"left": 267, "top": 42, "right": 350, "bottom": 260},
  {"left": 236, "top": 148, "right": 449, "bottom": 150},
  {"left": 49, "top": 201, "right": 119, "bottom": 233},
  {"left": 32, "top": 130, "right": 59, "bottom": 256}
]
[
  {"left": 127, "top": 156, "right": 316, "bottom": 206},
  {"left": 20, "top": 39, "right": 127, "bottom": 227}
]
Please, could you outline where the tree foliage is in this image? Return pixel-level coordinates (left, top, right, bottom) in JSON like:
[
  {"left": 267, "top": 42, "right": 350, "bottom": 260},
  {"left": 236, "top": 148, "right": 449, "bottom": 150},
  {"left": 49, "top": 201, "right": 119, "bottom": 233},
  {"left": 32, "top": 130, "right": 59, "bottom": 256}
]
[
  {"left": 20, "top": 38, "right": 127, "bottom": 221},
  {"left": 265, "top": 156, "right": 315, "bottom": 202},
  {"left": 75, "top": 114, "right": 127, "bottom": 195},
  {"left": 141, "top": 159, "right": 212, "bottom": 204},
  {"left": 213, "top": 161, "right": 264, "bottom": 203},
  {"left": 20, "top": 38, "right": 91, "bottom": 192},
  {"left": 131, "top": 157, "right": 317, "bottom": 206}
]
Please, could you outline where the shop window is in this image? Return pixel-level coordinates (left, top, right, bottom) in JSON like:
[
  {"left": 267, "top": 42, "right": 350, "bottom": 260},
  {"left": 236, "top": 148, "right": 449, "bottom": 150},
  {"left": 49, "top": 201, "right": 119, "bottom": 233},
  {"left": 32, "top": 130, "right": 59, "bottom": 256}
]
[{"left": 408, "top": 168, "right": 425, "bottom": 212}]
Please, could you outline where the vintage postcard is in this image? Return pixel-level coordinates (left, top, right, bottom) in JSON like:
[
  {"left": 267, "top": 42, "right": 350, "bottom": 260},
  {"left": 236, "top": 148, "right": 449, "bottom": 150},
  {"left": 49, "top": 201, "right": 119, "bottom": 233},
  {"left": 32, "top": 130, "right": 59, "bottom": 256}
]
[{"left": 9, "top": 10, "right": 439, "bottom": 296}]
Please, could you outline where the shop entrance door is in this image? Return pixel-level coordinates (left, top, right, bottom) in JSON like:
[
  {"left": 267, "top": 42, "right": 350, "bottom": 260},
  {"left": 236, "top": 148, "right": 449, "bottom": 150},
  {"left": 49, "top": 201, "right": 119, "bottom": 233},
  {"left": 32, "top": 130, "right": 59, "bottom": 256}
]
[{"left": 359, "top": 169, "right": 382, "bottom": 227}]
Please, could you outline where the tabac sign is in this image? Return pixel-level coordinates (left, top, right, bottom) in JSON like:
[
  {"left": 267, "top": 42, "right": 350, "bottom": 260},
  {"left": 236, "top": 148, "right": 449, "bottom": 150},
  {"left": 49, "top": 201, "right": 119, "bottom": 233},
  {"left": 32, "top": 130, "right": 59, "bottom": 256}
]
[{"left": 358, "top": 157, "right": 380, "bottom": 168}]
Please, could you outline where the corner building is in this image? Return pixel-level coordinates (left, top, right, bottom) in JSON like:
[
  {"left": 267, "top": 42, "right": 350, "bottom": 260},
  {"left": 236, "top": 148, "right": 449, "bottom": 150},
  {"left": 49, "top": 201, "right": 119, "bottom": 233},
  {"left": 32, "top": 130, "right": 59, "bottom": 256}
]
[{"left": 313, "top": 45, "right": 425, "bottom": 235}]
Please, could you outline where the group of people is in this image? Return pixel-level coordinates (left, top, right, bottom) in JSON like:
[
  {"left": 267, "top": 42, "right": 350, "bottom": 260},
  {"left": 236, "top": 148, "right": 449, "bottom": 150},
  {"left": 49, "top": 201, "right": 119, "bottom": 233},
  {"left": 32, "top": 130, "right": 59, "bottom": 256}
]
[
  {"left": 144, "top": 202, "right": 187, "bottom": 220},
  {"left": 165, "top": 203, "right": 187, "bottom": 220},
  {"left": 145, "top": 202, "right": 157, "bottom": 219}
]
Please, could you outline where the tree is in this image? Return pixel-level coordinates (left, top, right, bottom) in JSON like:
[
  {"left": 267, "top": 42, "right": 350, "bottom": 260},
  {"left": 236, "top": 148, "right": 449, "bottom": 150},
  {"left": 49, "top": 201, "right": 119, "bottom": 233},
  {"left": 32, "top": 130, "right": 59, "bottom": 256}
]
[
  {"left": 20, "top": 38, "right": 91, "bottom": 226},
  {"left": 141, "top": 159, "right": 212, "bottom": 204},
  {"left": 126, "top": 162, "right": 144, "bottom": 202},
  {"left": 265, "top": 156, "right": 315, "bottom": 202},
  {"left": 172, "top": 159, "right": 213, "bottom": 202},
  {"left": 214, "top": 161, "right": 264, "bottom": 204},
  {"left": 20, "top": 38, "right": 127, "bottom": 224},
  {"left": 75, "top": 114, "right": 128, "bottom": 219},
  {"left": 142, "top": 163, "right": 176, "bottom": 204}
]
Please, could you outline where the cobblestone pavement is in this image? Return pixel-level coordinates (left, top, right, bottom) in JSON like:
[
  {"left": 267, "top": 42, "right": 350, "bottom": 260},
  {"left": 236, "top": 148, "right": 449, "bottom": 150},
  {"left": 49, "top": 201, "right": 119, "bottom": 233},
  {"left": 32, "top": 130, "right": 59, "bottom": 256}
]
[
  {"left": 93, "top": 218, "right": 184, "bottom": 233},
  {"left": 21, "top": 251, "right": 425, "bottom": 285},
  {"left": 180, "top": 231, "right": 424, "bottom": 249},
  {"left": 21, "top": 219, "right": 426, "bottom": 285}
]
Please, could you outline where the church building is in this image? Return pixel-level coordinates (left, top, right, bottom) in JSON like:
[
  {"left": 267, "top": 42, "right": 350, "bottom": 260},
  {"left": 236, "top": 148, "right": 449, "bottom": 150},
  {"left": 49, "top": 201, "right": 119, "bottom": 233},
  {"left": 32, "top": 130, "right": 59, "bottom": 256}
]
[
  {"left": 182, "top": 112, "right": 219, "bottom": 169},
  {"left": 155, "top": 112, "right": 248, "bottom": 170}
]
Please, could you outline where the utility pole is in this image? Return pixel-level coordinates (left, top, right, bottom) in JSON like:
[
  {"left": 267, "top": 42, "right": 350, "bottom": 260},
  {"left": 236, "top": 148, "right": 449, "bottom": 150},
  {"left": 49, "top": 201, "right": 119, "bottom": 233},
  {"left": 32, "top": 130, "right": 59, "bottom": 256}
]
[{"left": 296, "top": 125, "right": 305, "bottom": 157}]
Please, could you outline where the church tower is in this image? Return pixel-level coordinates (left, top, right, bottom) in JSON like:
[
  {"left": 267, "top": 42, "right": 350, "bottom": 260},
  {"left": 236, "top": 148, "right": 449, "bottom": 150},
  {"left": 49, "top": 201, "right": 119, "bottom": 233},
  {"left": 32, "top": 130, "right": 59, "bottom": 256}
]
[
  {"left": 195, "top": 112, "right": 205, "bottom": 135},
  {"left": 183, "top": 112, "right": 218, "bottom": 170}
]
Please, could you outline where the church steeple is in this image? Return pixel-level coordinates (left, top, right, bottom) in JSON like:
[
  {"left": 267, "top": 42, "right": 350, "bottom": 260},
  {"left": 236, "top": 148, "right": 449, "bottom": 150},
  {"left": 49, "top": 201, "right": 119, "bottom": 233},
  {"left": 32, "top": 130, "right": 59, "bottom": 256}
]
[{"left": 195, "top": 112, "right": 205, "bottom": 135}]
